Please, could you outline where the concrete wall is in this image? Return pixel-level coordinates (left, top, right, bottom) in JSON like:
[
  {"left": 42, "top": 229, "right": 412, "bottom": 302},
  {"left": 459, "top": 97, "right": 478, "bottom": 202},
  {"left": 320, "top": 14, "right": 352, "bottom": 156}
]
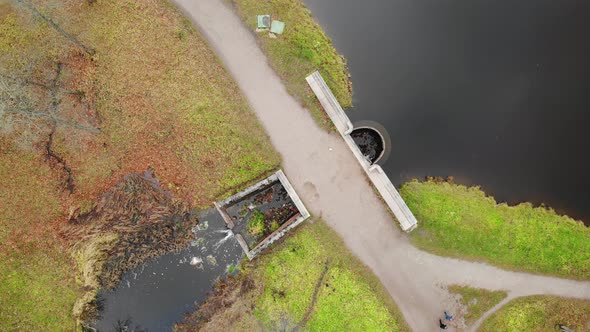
[
  {"left": 215, "top": 170, "right": 310, "bottom": 259},
  {"left": 306, "top": 71, "right": 417, "bottom": 232}
]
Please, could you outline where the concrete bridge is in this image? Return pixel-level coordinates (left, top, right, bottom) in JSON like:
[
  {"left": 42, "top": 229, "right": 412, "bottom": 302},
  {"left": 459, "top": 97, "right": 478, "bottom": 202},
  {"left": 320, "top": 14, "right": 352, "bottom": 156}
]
[{"left": 306, "top": 71, "right": 418, "bottom": 232}]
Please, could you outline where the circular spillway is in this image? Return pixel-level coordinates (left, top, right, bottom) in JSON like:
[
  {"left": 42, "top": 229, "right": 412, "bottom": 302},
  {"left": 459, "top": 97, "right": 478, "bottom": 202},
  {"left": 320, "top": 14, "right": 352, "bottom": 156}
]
[{"left": 350, "top": 126, "right": 387, "bottom": 164}]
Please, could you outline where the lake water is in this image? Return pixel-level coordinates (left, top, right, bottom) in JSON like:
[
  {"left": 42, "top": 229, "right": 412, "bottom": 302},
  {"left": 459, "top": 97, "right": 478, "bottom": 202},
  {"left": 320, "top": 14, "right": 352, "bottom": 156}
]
[{"left": 303, "top": 0, "right": 590, "bottom": 224}]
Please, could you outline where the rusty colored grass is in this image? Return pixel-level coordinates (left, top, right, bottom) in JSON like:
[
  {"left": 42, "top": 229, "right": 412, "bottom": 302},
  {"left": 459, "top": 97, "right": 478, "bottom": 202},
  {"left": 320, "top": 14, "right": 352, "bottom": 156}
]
[{"left": 1, "top": 0, "right": 279, "bottom": 329}]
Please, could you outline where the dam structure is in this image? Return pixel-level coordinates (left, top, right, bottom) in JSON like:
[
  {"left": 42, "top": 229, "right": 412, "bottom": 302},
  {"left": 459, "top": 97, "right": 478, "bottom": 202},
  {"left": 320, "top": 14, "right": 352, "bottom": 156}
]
[{"left": 306, "top": 71, "right": 418, "bottom": 232}]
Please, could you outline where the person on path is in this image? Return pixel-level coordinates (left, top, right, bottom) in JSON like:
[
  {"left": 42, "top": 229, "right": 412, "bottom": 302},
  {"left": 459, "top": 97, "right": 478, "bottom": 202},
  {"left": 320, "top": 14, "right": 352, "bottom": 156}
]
[
  {"left": 439, "top": 319, "right": 448, "bottom": 330},
  {"left": 444, "top": 311, "right": 453, "bottom": 321}
]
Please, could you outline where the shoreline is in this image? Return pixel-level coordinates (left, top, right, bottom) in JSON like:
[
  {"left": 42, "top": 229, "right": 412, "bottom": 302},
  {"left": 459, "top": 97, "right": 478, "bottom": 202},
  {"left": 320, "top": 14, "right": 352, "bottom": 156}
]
[
  {"left": 401, "top": 179, "right": 590, "bottom": 280},
  {"left": 419, "top": 176, "right": 587, "bottom": 226}
]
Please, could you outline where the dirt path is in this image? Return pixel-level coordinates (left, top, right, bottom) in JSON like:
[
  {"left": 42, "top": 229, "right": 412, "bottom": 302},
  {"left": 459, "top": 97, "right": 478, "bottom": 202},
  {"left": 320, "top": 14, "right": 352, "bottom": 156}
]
[
  {"left": 468, "top": 295, "right": 515, "bottom": 332},
  {"left": 173, "top": 1, "right": 590, "bottom": 330}
]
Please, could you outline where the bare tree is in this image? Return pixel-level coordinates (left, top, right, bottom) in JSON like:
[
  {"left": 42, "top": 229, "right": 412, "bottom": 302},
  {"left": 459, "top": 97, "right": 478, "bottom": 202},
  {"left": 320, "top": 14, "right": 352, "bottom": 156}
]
[
  {"left": 0, "top": 67, "right": 99, "bottom": 138},
  {"left": 1, "top": 63, "right": 100, "bottom": 193},
  {"left": 14, "top": 0, "right": 96, "bottom": 56},
  {"left": 1, "top": 2, "right": 101, "bottom": 193}
]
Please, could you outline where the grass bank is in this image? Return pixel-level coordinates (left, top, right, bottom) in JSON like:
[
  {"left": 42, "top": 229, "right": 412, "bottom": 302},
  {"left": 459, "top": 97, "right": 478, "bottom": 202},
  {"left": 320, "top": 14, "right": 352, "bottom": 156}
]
[
  {"left": 448, "top": 285, "right": 507, "bottom": 327},
  {"left": 400, "top": 180, "right": 590, "bottom": 279},
  {"left": 232, "top": 0, "right": 352, "bottom": 131},
  {"left": 0, "top": 144, "right": 80, "bottom": 331},
  {"left": 480, "top": 295, "right": 590, "bottom": 332},
  {"left": 176, "top": 221, "right": 409, "bottom": 332},
  {"left": 1, "top": 0, "right": 279, "bottom": 329}
]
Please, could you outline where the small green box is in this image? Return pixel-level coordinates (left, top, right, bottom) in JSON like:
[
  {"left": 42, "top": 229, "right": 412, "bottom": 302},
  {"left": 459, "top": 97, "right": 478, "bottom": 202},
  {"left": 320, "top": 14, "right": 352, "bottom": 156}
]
[
  {"left": 257, "top": 15, "right": 270, "bottom": 29},
  {"left": 270, "top": 20, "right": 285, "bottom": 34}
]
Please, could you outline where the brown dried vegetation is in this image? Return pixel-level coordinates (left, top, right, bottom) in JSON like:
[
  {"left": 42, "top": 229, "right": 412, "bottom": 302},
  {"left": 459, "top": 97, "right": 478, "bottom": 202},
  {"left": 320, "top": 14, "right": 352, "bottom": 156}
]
[
  {"left": 175, "top": 275, "right": 260, "bottom": 332},
  {"left": 66, "top": 171, "right": 196, "bottom": 289},
  {"left": 1, "top": 0, "right": 278, "bottom": 329}
]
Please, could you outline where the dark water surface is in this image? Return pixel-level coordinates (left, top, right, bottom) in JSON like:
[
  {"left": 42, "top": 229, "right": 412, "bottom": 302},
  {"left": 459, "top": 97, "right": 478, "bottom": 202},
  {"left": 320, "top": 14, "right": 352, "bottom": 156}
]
[
  {"left": 93, "top": 209, "right": 243, "bottom": 331},
  {"left": 351, "top": 128, "right": 385, "bottom": 164},
  {"left": 304, "top": 0, "right": 590, "bottom": 224}
]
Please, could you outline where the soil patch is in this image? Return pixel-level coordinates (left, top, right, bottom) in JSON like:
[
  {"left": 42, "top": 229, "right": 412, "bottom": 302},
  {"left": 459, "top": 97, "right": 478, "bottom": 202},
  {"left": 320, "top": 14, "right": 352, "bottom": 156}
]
[{"left": 175, "top": 275, "right": 257, "bottom": 331}]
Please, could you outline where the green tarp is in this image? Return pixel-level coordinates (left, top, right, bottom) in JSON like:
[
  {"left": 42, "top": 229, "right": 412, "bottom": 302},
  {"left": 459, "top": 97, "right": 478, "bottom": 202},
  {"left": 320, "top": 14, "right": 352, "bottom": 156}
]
[
  {"left": 257, "top": 15, "right": 270, "bottom": 29},
  {"left": 270, "top": 20, "right": 285, "bottom": 34}
]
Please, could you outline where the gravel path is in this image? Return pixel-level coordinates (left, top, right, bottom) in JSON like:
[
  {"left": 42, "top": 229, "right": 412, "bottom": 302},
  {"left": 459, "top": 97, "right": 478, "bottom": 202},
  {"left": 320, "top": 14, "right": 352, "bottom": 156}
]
[{"left": 173, "top": 1, "right": 590, "bottom": 330}]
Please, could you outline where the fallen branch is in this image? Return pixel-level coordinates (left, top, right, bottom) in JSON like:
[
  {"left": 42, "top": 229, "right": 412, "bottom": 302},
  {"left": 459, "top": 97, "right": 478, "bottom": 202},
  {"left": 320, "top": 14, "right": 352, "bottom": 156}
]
[
  {"left": 49, "top": 62, "right": 63, "bottom": 115},
  {"left": 44, "top": 63, "right": 75, "bottom": 193},
  {"left": 0, "top": 72, "right": 51, "bottom": 89},
  {"left": 46, "top": 124, "right": 75, "bottom": 193},
  {"left": 0, "top": 73, "right": 84, "bottom": 95}
]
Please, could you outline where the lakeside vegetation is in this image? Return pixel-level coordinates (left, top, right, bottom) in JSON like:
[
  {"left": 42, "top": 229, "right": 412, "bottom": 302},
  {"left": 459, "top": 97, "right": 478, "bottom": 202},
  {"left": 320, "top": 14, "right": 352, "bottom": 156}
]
[
  {"left": 232, "top": 0, "right": 352, "bottom": 131},
  {"left": 448, "top": 285, "right": 507, "bottom": 327},
  {"left": 480, "top": 295, "right": 590, "bottom": 331},
  {"left": 176, "top": 221, "right": 410, "bottom": 332},
  {"left": 400, "top": 180, "right": 590, "bottom": 279},
  {"left": 0, "top": 0, "right": 279, "bottom": 329}
]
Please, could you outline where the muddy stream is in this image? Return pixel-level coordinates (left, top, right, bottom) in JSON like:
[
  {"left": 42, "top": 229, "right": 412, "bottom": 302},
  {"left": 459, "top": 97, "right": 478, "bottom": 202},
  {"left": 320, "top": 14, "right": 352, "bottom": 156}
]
[{"left": 92, "top": 208, "right": 243, "bottom": 331}]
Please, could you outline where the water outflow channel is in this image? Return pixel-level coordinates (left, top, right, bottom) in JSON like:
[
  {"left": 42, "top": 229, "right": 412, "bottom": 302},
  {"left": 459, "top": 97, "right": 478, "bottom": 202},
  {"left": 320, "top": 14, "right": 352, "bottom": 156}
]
[
  {"left": 93, "top": 209, "right": 243, "bottom": 331},
  {"left": 304, "top": 0, "right": 590, "bottom": 224}
]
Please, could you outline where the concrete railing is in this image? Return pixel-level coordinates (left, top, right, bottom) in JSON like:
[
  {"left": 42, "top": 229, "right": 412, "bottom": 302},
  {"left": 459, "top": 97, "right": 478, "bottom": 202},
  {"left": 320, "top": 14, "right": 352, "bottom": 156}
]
[
  {"left": 306, "top": 71, "right": 418, "bottom": 232},
  {"left": 306, "top": 71, "right": 354, "bottom": 135}
]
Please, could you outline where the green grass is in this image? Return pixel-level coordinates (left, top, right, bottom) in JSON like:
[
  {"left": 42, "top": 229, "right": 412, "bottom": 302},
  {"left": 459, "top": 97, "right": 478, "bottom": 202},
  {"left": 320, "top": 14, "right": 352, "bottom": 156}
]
[
  {"left": 2, "top": 0, "right": 280, "bottom": 207},
  {"left": 177, "top": 221, "right": 410, "bottom": 332},
  {"left": 233, "top": 0, "right": 352, "bottom": 131},
  {"left": 1, "top": 0, "right": 281, "bottom": 329},
  {"left": 448, "top": 285, "right": 507, "bottom": 326},
  {"left": 0, "top": 260, "right": 79, "bottom": 331},
  {"left": 400, "top": 180, "right": 590, "bottom": 279},
  {"left": 247, "top": 210, "right": 265, "bottom": 236},
  {"left": 0, "top": 142, "right": 80, "bottom": 331},
  {"left": 70, "top": 0, "right": 281, "bottom": 205},
  {"left": 250, "top": 221, "right": 409, "bottom": 331},
  {"left": 480, "top": 295, "right": 590, "bottom": 332}
]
